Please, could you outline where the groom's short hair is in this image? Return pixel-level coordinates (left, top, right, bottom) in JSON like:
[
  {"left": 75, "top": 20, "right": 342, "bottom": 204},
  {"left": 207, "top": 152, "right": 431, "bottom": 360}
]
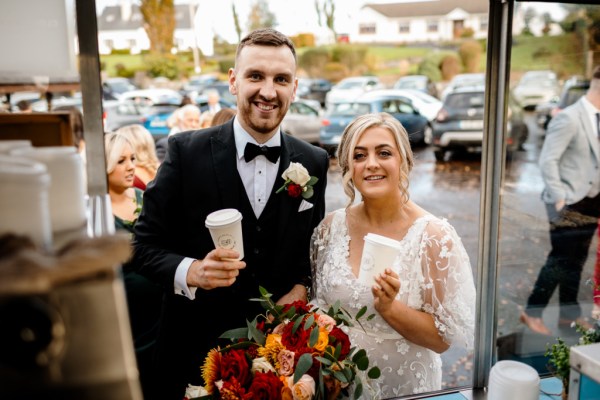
[{"left": 236, "top": 28, "right": 296, "bottom": 63}]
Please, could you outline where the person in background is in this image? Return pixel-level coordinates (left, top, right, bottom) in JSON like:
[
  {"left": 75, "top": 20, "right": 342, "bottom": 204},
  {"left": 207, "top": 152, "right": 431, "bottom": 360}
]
[
  {"left": 105, "top": 132, "right": 162, "bottom": 400},
  {"left": 15, "top": 100, "right": 32, "bottom": 113},
  {"left": 520, "top": 65, "right": 600, "bottom": 334},
  {"left": 310, "top": 112, "right": 475, "bottom": 398},
  {"left": 115, "top": 124, "right": 160, "bottom": 191},
  {"left": 167, "top": 104, "right": 201, "bottom": 136},
  {"left": 210, "top": 107, "right": 236, "bottom": 127},
  {"left": 132, "top": 28, "right": 329, "bottom": 399},
  {"left": 198, "top": 90, "right": 223, "bottom": 128}
]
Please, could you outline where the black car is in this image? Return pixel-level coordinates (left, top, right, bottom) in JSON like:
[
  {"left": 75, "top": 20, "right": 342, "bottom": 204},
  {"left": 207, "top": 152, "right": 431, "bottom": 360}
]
[{"left": 431, "top": 86, "right": 528, "bottom": 161}]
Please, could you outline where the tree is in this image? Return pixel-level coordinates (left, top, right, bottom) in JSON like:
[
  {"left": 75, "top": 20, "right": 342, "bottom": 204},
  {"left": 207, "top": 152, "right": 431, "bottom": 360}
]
[
  {"left": 232, "top": 3, "right": 242, "bottom": 43},
  {"left": 541, "top": 12, "right": 553, "bottom": 36},
  {"left": 315, "top": 0, "right": 336, "bottom": 39},
  {"left": 139, "top": 0, "right": 176, "bottom": 54},
  {"left": 522, "top": 7, "right": 537, "bottom": 36},
  {"left": 247, "top": 0, "right": 277, "bottom": 32},
  {"left": 560, "top": 5, "right": 600, "bottom": 72}
]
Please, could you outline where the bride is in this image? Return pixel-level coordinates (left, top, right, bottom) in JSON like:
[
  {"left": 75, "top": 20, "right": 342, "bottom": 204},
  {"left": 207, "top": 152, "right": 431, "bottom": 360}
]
[{"left": 310, "top": 113, "right": 475, "bottom": 398}]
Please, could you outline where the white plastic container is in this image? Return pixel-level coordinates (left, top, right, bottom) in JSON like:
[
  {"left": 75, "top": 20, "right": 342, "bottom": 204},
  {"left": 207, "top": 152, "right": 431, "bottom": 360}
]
[
  {"left": 0, "top": 155, "right": 52, "bottom": 248},
  {"left": 0, "top": 140, "right": 31, "bottom": 155},
  {"left": 488, "top": 360, "right": 540, "bottom": 400},
  {"left": 11, "top": 146, "right": 86, "bottom": 233}
]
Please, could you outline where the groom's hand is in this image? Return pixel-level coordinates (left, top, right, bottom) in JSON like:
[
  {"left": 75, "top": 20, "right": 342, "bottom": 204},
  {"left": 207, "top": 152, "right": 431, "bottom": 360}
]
[{"left": 186, "top": 248, "right": 246, "bottom": 290}]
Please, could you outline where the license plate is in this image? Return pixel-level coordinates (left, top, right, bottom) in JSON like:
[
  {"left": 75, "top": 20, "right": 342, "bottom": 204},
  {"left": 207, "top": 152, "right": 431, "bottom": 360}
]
[{"left": 459, "top": 120, "right": 484, "bottom": 130}]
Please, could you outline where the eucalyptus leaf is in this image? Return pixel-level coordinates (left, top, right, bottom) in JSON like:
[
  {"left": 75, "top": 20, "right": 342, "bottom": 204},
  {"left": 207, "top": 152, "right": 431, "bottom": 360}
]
[
  {"left": 352, "top": 349, "right": 366, "bottom": 363},
  {"left": 309, "top": 325, "right": 320, "bottom": 347},
  {"left": 219, "top": 327, "right": 248, "bottom": 340},
  {"left": 332, "top": 370, "right": 349, "bottom": 383},
  {"left": 354, "top": 382, "right": 363, "bottom": 399},
  {"left": 307, "top": 176, "right": 319, "bottom": 186},
  {"left": 355, "top": 306, "right": 367, "bottom": 319},
  {"left": 247, "top": 320, "right": 266, "bottom": 346},
  {"left": 356, "top": 356, "right": 369, "bottom": 371},
  {"left": 292, "top": 317, "right": 303, "bottom": 334},
  {"left": 302, "top": 186, "right": 314, "bottom": 199},
  {"left": 304, "top": 314, "right": 315, "bottom": 330},
  {"left": 314, "top": 356, "right": 333, "bottom": 366},
  {"left": 368, "top": 366, "right": 381, "bottom": 379},
  {"left": 294, "top": 353, "right": 313, "bottom": 383}
]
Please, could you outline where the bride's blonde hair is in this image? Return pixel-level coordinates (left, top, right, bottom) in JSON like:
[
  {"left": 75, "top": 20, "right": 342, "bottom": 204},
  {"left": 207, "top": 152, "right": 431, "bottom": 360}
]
[{"left": 336, "top": 113, "right": 414, "bottom": 207}]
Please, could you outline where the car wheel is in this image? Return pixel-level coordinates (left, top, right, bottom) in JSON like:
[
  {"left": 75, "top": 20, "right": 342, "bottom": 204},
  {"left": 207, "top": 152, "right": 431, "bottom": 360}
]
[
  {"left": 434, "top": 149, "right": 446, "bottom": 162},
  {"left": 423, "top": 124, "right": 433, "bottom": 145}
]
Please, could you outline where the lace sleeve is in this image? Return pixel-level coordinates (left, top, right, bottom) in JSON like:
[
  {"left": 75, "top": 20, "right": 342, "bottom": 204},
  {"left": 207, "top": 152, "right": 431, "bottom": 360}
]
[
  {"left": 309, "top": 213, "right": 334, "bottom": 308},
  {"left": 420, "top": 218, "right": 476, "bottom": 350}
]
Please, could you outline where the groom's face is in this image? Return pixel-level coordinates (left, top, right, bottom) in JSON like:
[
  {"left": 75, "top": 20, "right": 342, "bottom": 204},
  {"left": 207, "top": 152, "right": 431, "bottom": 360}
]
[{"left": 229, "top": 45, "right": 297, "bottom": 143}]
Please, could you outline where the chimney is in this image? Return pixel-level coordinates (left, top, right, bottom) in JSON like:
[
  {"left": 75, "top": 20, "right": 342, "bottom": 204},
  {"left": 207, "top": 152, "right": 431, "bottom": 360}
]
[{"left": 121, "top": 0, "right": 132, "bottom": 21}]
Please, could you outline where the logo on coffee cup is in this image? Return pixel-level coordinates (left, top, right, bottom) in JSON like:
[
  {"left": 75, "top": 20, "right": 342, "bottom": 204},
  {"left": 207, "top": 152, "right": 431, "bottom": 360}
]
[
  {"left": 361, "top": 253, "right": 374, "bottom": 271},
  {"left": 218, "top": 234, "right": 236, "bottom": 249}
]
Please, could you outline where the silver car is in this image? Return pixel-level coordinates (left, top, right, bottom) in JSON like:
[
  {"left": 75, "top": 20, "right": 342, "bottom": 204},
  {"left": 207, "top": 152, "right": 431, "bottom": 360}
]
[{"left": 281, "top": 100, "right": 322, "bottom": 144}]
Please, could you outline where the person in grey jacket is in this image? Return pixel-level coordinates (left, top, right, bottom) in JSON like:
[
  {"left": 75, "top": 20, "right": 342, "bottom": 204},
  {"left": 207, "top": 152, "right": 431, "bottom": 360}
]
[{"left": 520, "top": 66, "right": 600, "bottom": 335}]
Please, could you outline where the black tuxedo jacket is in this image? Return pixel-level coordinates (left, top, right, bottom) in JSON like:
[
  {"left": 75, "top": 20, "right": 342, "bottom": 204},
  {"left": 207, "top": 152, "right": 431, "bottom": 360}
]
[{"left": 133, "top": 119, "right": 328, "bottom": 399}]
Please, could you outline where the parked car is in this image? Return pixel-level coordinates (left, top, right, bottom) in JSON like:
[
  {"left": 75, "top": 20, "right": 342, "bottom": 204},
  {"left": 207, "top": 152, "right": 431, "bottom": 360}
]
[
  {"left": 281, "top": 100, "right": 322, "bottom": 144},
  {"left": 199, "top": 82, "right": 237, "bottom": 105},
  {"left": 102, "top": 77, "right": 138, "bottom": 99},
  {"left": 536, "top": 77, "right": 590, "bottom": 130},
  {"left": 320, "top": 95, "right": 430, "bottom": 154},
  {"left": 182, "top": 74, "right": 219, "bottom": 97},
  {"left": 357, "top": 89, "right": 442, "bottom": 122},
  {"left": 103, "top": 101, "right": 146, "bottom": 132},
  {"left": 511, "top": 70, "right": 560, "bottom": 111},
  {"left": 393, "top": 75, "right": 438, "bottom": 98},
  {"left": 325, "top": 76, "right": 384, "bottom": 110},
  {"left": 431, "top": 85, "right": 528, "bottom": 161},
  {"left": 119, "top": 88, "right": 183, "bottom": 106},
  {"left": 440, "top": 73, "right": 486, "bottom": 100},
  {"left": 296, "top": 78, "right": 332, "bottom": 107}
]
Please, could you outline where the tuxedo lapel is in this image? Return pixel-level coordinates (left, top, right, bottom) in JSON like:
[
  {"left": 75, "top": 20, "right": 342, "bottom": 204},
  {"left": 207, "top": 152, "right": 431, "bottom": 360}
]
[{"left": 211, "top": 121, "right": 243, "bottom": 209}]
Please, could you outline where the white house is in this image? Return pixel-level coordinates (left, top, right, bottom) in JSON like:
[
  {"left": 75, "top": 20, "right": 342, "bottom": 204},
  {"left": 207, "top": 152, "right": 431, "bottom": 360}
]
[
  {"left": 97, "top": 1, "right": 198, "bottom": 55},
  {"left": 352, "top": 0, "right": 490, "bottom": 44}
]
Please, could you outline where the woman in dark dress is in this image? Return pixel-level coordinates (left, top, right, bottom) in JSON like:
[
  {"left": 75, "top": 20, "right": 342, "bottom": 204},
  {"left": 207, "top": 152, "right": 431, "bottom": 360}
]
[{"left": 105, "top": 132, "right": 163, "bottom": 398}]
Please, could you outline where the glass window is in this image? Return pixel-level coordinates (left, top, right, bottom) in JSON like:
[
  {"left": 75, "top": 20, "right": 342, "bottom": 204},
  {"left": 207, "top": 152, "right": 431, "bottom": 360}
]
[
  {"left": 427, "top": 20, "right": 439, "bottom": 32},
  {"left": 399, "top": 22, "right": 410, "bottom": 33},
  {"left": 359, "top": 23, "right": 376, "bottom": 34}
]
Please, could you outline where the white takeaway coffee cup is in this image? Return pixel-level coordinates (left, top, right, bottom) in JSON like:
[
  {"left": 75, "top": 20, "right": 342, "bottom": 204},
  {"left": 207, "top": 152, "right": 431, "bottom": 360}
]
[
  {"left": 205, "top": 208, "right": 244, "bottom": 260},
  {"left": 358, "top": 233, "right": 402, "bottom": 285}
]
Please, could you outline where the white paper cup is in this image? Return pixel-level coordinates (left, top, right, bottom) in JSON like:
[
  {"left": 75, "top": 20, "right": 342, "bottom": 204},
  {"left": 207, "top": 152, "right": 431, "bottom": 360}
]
[
  {"left": 205, "top": 208, "right": 244, "bottom": 260},
  {"left": 358, "top": 233, "right": 402, "bottom": 285},
  {"left": 488, "top": 360, "right": 540, "bottom": 400}
]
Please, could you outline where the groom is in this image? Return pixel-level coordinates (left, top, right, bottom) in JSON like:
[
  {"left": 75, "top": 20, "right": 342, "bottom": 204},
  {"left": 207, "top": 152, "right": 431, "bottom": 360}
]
[{"left": 133, "top": 28, "right": 328, "bottom": 399}]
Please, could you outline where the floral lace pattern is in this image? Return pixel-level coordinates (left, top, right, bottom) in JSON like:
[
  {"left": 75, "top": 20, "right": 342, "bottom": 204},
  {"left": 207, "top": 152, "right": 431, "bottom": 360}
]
[{"left": 310, "top": 209, "right": 475, "bottom": 398}]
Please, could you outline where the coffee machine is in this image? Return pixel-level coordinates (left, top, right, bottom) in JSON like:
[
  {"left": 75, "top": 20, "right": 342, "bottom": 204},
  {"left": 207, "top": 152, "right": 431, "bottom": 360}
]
[{"left": 0, "top": 234, "right": 143, "bottom": 400}]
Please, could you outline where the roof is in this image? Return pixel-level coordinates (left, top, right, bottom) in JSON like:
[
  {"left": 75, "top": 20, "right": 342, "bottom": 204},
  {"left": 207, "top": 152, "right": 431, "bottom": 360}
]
[
  {"left": 363, "top": 0, "right": 488, "bottom": 18},
  {"left": 97, "top": 4, "right": 195, "bottom": 31}
]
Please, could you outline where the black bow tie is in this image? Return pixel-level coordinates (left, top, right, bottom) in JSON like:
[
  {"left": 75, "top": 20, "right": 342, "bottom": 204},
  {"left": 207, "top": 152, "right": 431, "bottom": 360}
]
[{"left": 244, "top": 142, "right": 281, "bottom": 163}]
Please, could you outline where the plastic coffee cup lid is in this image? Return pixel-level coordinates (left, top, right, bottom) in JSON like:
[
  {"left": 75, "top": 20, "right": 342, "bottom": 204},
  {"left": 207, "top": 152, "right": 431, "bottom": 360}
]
[
  {"left": 205, "top": 208, "right": 243, "bottom": 227},
  {"left": 364, "top": 233, "right": 402, "bottom": 250}
]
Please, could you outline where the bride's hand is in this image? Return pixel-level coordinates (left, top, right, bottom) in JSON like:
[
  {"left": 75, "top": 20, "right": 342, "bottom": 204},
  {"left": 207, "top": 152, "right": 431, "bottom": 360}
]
[{"left": 372, "top": 268, "right": 400, "bottom": 314}]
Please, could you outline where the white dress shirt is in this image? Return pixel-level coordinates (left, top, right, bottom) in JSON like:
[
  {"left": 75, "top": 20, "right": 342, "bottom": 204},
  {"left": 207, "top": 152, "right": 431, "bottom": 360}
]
[{"left": 174, "top": 117, "right": 282, "bottom": 299}]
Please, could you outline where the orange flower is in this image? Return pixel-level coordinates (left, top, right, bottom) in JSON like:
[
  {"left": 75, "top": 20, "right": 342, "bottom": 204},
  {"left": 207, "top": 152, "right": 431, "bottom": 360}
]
[
  {"left": 280, "top": 376, "right": 293, "bottom": 400},
  {"left": 201, "top": 348, "right": 221, "bottom": 394},
  {"left": 313, "top": 327, "right": 329, "bottom": 353},
  {"left": 258, "top": 333, "right": 284, "bottom": 366}
]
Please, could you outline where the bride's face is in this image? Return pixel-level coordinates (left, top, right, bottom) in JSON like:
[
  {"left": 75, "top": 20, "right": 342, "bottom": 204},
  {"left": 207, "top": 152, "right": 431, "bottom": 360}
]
[{"left": 351, "top": 126, "right": 401, "bottom": 199}]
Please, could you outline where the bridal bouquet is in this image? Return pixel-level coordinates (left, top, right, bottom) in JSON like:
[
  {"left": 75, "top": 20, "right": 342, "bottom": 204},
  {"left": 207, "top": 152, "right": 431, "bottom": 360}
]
[{"left": 185, "top": 287, "right": 380, "bottom": 400}]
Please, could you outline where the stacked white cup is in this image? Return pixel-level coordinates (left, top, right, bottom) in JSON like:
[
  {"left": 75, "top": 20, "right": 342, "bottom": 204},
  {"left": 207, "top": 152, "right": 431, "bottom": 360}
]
[
  {"left": 487, "top": 360, "right": 540, "bottom": 400},
  {"left": 0, "top": 155, "right": 52, "bottom": 249},
  {"left": 358, "top": 233, "right": 402, "bottom": 285},
  {"left": 11, "top": 146, "right": 86, "bottom": 233}
]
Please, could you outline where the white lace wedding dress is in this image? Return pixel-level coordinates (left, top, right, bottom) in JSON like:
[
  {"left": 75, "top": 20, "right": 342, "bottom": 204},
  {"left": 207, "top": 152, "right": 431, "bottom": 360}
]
[{"left": 310, "top": 209, "right": 476, "bottom": 399}]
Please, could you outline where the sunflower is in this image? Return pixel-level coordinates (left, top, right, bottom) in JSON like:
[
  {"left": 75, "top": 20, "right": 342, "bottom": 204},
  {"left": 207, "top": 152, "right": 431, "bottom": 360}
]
[
  {"left": 258, "top": 333, "right": 284, "bottom": 366},
  {"left": 201, "top": 348, "right": 222, "bottom": 394}
]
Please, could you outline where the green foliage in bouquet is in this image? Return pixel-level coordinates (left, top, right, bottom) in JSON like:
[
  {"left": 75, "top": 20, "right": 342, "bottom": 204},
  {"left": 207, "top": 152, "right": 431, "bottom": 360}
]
[{"left": 187, "top": 287, "right": 381, "bottom": 400}]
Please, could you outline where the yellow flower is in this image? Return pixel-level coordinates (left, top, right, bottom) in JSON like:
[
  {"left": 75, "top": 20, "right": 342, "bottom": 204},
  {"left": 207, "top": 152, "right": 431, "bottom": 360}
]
[
  {"left": 313, "top": 327, "right": 329, "bottom": 353},
  {"left": 258, "top": 333, "right": 284, "bottom": 366},
  {"left": 201, "top": 348, "right": 221, "bottom": 394}
]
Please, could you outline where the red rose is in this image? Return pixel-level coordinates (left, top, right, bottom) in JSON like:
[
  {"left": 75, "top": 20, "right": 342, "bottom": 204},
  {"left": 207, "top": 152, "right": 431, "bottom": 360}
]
[
  {"left": 329, "top": 327, "right": 351, "bottom": 359},
  {"left": 282, "top": 300, "right": 311, "bottom": 315},
  {"left": 248, "top": 371, "right": 283, "bottom": 400},
  {"left": 281, "top": 322, "right": 310, "bottom": 352},
  {"left": 287, "top": 183, "right": 302, "bottom": 198},
  {"left": 220, "top": 349, "right": 251, "bottom": 386}
]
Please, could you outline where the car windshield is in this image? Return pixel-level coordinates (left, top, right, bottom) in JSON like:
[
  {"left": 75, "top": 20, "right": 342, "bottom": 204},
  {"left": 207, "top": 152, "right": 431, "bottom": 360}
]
[
  {"left": 330, "top": 103, "right": 371, "bottom": 116},
  {"left": 336, "top": 81, "right": 366, "bottom": 90},
  {"left": 397, "top": 78, "right": 425, "bottom": 90},
  {"left": 561, "top": 86, "right": 588, "bottom": 108},
  {"left": 445, "top": 92, "right": 485, "bottom": 109}
]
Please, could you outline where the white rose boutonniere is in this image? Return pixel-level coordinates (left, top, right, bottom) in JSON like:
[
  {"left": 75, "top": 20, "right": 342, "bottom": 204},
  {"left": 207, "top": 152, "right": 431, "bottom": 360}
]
[{"left": 276, "top": 162, "right": 319, "bottom": 199}]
